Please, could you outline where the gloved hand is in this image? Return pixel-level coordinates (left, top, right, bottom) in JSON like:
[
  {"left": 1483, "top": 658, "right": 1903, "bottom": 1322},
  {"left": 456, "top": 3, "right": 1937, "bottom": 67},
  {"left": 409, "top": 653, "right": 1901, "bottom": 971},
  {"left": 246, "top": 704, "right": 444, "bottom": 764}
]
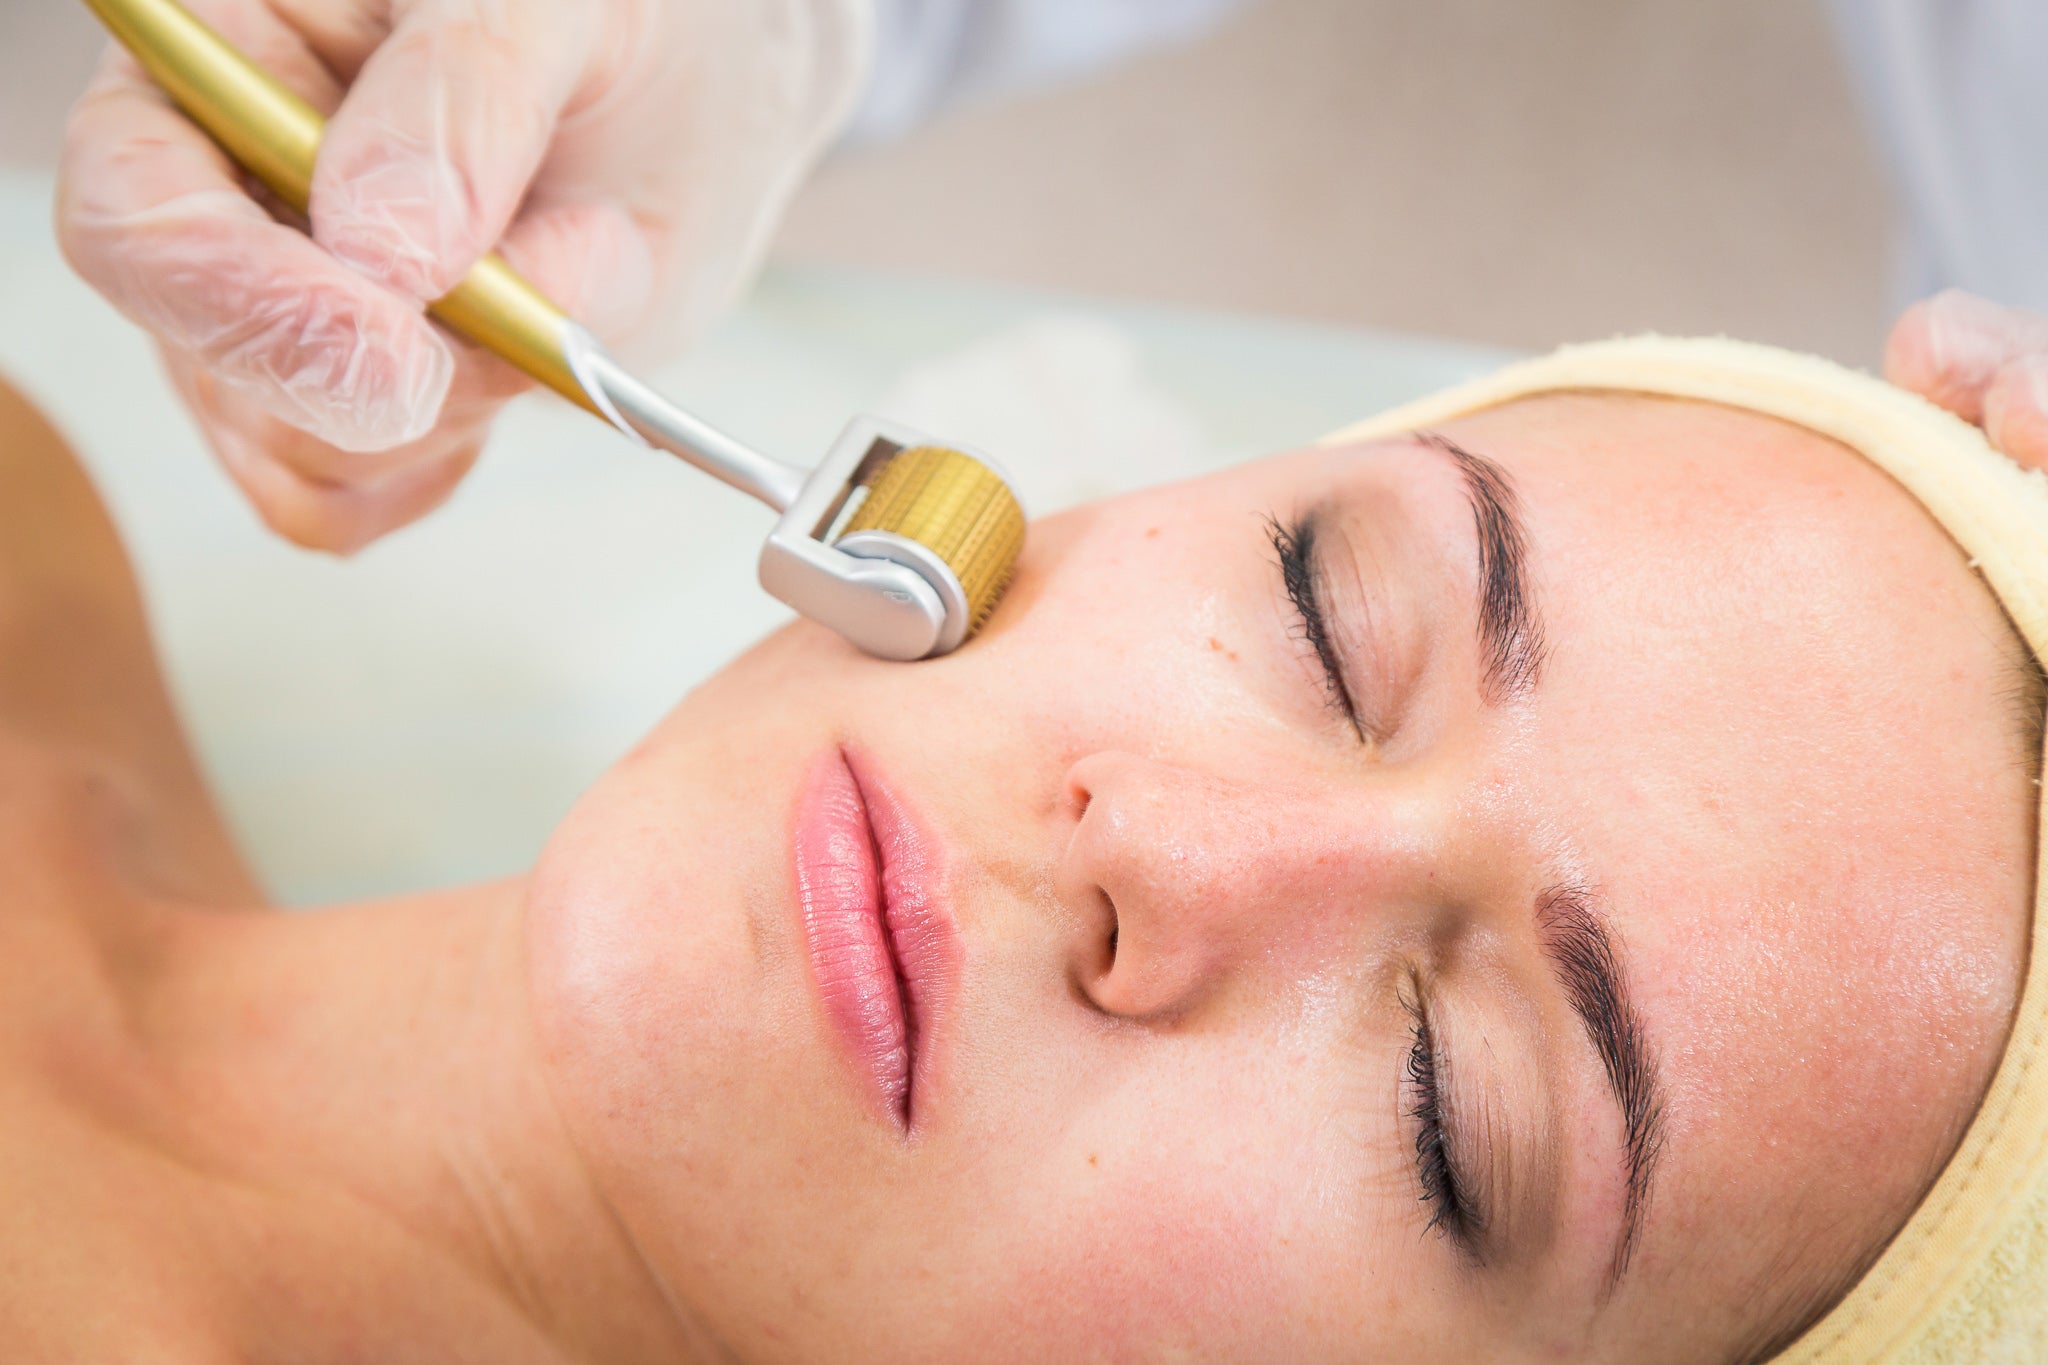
[
  {"left": 58, "top": 0, "right": 872, "bottom": 552},
  {"left": 1886, "top": 289, "right": 2048, "bottom": 474}
]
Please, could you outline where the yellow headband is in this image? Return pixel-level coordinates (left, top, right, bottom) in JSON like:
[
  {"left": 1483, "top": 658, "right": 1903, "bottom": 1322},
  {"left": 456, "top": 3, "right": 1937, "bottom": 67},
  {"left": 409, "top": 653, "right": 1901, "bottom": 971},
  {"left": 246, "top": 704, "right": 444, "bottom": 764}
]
[{"left": 1321, "top": 336, "right": 2048, "bottom": 1361}]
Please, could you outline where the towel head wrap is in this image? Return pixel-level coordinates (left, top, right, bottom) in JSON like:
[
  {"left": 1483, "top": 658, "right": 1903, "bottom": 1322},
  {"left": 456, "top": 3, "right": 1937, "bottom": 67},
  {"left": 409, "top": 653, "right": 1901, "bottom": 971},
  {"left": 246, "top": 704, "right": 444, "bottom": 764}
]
[{"left": 1319, "top": 336, "right": 2048, "bottom": 1362}]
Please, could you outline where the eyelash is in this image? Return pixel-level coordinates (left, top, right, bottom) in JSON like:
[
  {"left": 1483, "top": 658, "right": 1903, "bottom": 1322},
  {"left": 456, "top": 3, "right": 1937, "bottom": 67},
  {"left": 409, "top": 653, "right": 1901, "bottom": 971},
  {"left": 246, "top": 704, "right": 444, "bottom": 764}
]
[
  {"left": 1268, "top": 513, "right": 1366, "bottom": 739},
  {"left": 1272, "top": 515, "right": 1468, "bottom": 1244},
  {"left": 1403, "top": 994, "right": 1477, "bottom": 1248}
]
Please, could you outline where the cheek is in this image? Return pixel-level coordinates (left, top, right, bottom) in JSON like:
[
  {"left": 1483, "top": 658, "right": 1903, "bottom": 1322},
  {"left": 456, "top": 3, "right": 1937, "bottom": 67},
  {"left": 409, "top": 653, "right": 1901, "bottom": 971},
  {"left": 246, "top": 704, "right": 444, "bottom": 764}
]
[
  {"left": 978, "top": 499, "right": 1299, "bottom": 753},
  {"left": 965, "top": 1043, "right": 1386, "bottom": 1359},
  {"left": 992, "top": 1135, "right": 1298, "bottom": 1354}
]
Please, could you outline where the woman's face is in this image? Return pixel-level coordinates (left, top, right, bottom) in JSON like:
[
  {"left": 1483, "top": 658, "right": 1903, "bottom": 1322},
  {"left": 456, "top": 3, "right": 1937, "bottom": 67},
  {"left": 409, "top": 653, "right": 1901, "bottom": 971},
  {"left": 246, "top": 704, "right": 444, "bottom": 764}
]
[{"left": 525, "top": 393, "right": 2035, "bottom": 1362}]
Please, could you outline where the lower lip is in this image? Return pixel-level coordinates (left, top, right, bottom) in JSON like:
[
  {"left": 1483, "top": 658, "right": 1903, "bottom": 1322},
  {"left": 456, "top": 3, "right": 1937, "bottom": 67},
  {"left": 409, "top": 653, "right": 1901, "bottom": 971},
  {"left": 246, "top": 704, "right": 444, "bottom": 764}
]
[{"left": 791, "top": 747, "right": 958, "bottom": 1131}]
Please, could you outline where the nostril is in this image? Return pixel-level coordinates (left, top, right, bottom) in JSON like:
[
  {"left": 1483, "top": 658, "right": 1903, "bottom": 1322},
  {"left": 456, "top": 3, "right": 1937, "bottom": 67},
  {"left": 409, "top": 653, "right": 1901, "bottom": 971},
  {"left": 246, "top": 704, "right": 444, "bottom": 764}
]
[{"left": 1088, "top": 887, "right": 1120, "bottom": 988}]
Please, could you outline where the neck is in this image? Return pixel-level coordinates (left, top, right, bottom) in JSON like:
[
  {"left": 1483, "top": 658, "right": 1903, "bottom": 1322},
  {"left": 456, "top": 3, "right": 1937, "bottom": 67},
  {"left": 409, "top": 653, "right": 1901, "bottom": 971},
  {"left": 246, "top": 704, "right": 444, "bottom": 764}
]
[{"left": 132, "top": 883, "right": 708, "bottom": 1364}]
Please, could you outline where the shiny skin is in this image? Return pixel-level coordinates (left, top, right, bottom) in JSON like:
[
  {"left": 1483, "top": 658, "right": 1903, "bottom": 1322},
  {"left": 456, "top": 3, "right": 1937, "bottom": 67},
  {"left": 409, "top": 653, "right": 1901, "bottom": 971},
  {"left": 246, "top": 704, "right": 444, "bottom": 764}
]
[
  {"left": 525, "top": 392, "right": 2035, "bottom": 1362},
  {"left": 0, "top": 385, "right": 2029, "bottom": 1361}
]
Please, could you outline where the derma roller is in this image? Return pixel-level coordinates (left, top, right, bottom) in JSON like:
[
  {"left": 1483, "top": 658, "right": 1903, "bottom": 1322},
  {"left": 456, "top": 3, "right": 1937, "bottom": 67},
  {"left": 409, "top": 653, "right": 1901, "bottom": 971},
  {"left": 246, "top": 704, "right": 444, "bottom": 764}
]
[{"left": 80, "top": 0, "right": 1025, "bottom": 660}]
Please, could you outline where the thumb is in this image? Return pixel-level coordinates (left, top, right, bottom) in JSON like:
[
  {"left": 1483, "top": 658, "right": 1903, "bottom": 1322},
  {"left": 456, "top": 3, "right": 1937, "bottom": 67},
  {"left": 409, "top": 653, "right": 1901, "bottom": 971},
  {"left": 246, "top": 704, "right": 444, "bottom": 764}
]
[{"left": 310, "top": 0, "right": 597, "bottom": 303}]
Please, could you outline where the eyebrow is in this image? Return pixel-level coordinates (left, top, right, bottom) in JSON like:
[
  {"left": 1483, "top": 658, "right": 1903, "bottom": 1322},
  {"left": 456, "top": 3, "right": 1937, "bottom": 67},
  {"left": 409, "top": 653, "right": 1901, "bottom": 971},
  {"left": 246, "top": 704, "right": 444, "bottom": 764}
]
[
  {"left": 1415, "top": 432, "right": 1548, "bottom": 700},
  {"left": 1537, "top": 883, "right": 1667, "bottom": 1285},
  {"left": 1375, "top": 432, "right": 1661, "bottom": 1273}
]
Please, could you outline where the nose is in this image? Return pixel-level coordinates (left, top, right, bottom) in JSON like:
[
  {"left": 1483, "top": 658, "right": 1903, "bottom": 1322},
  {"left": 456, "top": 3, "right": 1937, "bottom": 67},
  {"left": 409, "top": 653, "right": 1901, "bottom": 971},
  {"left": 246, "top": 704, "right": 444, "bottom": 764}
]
[{"left": 1056, "top": 750, "right": 1440, "bottom": 1019}]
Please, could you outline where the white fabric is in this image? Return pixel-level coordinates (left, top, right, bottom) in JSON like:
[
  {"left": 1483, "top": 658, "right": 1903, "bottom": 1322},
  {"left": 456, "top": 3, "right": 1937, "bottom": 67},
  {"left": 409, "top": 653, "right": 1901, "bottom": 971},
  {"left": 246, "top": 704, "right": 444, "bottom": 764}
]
[
  {"left": 1825, "top": 0, "right": 2048, "bottom": 312},
  {"left": 848, "top": 0, "right": 2048, "bottom": 314},
  {"left": 844, "top": 0, "right": 1249, "bottom": 142}
]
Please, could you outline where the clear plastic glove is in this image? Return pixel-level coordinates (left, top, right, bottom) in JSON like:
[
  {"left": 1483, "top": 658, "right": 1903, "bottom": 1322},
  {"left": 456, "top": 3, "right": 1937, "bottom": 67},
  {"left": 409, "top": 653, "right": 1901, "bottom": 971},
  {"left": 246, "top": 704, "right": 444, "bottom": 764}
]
[
  {"left": 1886, "top": 289, "right": 2048, "bottom": 475},
  {"left": 58, "top": 0, "right": 872, "bottom": 552}
]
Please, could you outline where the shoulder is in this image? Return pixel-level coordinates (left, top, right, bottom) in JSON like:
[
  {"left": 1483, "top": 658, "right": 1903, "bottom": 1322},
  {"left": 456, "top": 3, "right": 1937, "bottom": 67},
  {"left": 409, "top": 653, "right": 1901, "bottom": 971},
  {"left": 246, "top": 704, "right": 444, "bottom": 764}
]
[{"left": 0, "top": 376, "right": 259, "bottom": 906}]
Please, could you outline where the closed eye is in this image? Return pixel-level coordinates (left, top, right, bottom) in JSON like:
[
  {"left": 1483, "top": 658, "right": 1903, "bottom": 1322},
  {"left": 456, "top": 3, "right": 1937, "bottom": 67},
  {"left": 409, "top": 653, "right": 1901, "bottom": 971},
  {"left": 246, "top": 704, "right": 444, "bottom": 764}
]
[
  {"left": 1268, "top": 510, "right": 1368, "bottom": 742},
  {"left": 1403, "top": 987, "right": 1481, "bottom": 1254}
]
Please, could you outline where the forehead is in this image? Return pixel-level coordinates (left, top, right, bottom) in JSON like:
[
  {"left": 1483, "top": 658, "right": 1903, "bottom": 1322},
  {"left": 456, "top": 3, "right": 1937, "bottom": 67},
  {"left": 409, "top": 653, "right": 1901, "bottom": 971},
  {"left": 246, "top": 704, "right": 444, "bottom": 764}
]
[
  {"left": 1434, "top": 392, "right": 2027, "bottom": 904},
  {"left": 1429, "top": 393, "right": 2033, "bottom": 1293},
  {"left": 1441, "top": 392, "right": 2025, "bottom": 858}
]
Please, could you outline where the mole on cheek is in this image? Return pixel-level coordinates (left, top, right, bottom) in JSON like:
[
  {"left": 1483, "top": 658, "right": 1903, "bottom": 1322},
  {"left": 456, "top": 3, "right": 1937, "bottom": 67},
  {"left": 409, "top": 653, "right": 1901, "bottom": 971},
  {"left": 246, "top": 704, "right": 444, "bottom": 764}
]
[{"left": 1205, "top": 636, "right": 1240, "bottom": 662}]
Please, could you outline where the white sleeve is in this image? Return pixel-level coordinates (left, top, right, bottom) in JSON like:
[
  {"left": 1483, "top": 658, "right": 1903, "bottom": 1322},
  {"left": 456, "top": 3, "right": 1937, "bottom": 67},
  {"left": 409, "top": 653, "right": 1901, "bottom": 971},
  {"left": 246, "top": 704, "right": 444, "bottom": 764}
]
[
  {"left": 843, "top": 0, "right": 1253, "bottom": 144},
  {"left": 1827, "top": 0, "right": 2048, "bottom": 311}
]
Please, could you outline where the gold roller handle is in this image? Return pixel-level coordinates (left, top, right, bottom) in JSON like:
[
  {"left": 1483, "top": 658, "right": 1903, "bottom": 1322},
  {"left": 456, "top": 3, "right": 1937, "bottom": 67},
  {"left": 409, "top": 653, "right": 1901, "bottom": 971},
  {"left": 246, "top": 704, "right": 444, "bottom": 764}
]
[{"left": 80, "top": 0, "right": 601, "bottom": 416}]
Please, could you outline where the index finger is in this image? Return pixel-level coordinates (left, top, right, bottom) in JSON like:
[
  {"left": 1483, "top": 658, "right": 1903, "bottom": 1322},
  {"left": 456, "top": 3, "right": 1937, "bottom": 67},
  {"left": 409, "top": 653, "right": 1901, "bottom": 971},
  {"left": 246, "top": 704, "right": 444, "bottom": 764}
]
[
  {"left": 58, "top": 37, "right": 453, "bottom": 452},
  {"left": 1884, "top": 289, "right": 2048, "bottom": 424}
]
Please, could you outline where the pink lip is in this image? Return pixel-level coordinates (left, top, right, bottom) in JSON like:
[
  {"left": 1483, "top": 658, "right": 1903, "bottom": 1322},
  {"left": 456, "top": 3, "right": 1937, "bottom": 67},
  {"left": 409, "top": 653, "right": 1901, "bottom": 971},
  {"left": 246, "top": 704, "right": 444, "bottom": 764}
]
[{"left": 792, "top": 747, "right": 959, "bottom": 1132}]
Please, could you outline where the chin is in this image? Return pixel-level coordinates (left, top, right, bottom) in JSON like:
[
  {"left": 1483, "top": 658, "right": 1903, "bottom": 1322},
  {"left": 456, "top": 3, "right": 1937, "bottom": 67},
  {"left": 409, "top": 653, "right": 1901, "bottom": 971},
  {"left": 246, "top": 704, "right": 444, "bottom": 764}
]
[{"left": 518, "top": 641, "right": 889, "bottom": 1240}]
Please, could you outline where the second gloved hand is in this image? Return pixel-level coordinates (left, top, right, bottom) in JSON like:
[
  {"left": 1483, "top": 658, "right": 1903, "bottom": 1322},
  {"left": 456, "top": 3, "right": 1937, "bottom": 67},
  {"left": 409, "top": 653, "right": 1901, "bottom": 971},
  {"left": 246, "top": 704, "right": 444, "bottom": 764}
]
[
  {"left": 1886, "top": 290, "right": 2048, "bottom": 476},
  {"left": 58, "top": 0, "right": 872, "bottom": 552}
]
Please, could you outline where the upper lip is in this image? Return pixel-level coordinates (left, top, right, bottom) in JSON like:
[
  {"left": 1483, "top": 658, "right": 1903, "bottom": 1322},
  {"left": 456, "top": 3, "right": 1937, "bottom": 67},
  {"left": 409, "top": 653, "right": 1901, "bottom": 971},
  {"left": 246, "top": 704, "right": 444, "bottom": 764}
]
[{"left": 791, "top": 746, "right": 959, "bottom": 1132}]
